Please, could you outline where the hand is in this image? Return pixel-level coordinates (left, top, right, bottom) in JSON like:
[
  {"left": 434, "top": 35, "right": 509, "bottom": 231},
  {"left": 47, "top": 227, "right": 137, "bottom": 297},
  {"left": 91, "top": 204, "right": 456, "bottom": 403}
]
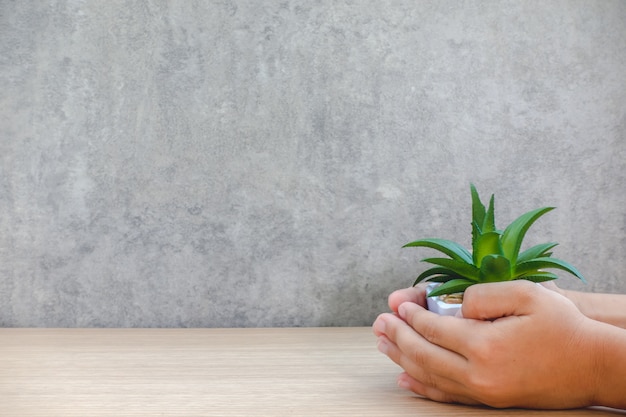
[
  {"left": 386, "top": 284, "right": 428, "bottom": 314},
  {"left": 542, "top": 282, "right": 626, "bottom": 329},
  {"left": 373, "top": 280, "right": 603, "bottom": 409}
]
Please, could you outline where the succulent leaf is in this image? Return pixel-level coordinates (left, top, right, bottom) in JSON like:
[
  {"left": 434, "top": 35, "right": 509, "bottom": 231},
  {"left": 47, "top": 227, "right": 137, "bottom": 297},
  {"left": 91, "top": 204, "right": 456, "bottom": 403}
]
[
  {"left": 421, "top": 257, "right": 480, "bottom": 281},
  {"left": 414, "top": 274, "right": 457, "bottom": 286},
  {"left": 426, "top": 275, "right": 458, "bottom": 283},
  {"left": 403, "top": 238, "right": 472, "bottom": 263},
  {"left": 471, "top": 221, "right": 482, "bottom": 243},
  {"left": 472, "top": 231, "right": 503, "bottom": 267},
  {"left": 515, "top": 271, "right": 559, "bottom": 283},
  {"left": 479, "top": 254, "right": 512, "bottom": 282},
  {"left": 517, "top": 242, "right": 558, "bottom": 263},
  {"left": 501, "top": 207, "right": 554, "bottom": 266},
  {"left": 483, "top": 194, "right": 496, "bottom": 234},
  {"left": 427, "top": 278, "right": 475, "bottom": 297},
  {"left": 413, "top": 266, "right": 463, "bottom": 285},
  {"left": 471, "top": 184, "right": 486, "bottom": 229},
  {"left": 514, "top": 257, "right": 586, "bottom": 283}
]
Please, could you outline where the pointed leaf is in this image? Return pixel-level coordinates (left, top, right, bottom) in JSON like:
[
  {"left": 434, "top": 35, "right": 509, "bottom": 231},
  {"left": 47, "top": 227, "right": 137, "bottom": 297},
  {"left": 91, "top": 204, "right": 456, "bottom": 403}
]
[
  {"left": 403, "top": 238, "right": 472, "bottom": 263},
  {"left": 471, "top": 184, "right": 486, "bottom": 227},
  {"left": 471, "top": 184, "right": 486, "bottom": 243},
  {"left": 501, "top": 207, "right": 555, "bottom": 266},
  {"left": 415, "top": 274, "right": 458, "bottom": 286},
  {"left": 483, "top": 194, "right": 496, "bottom": 234},
  {"left": 427, "top": 279, "right": 475, "bottom": 297},
  {"left": 515, "top": 271, "right": 559, "bottom": 283},
  {"left": 421, "top": 257, "right": 480, "bottom": 281},
  {"left": 517, "top": 242, "right": 558, "bottom": 263},
  {"left": 424, "top": 275, "right": 458, "bottom": 283},
  {"left": 514, "top": 257, "right": 586, "bottom": 283},
  {"left": 413, "top": 267, "right": 461, "bottom": 285},
  {"left": 473, "top": 231, "right": 503, "bottom": 266}
]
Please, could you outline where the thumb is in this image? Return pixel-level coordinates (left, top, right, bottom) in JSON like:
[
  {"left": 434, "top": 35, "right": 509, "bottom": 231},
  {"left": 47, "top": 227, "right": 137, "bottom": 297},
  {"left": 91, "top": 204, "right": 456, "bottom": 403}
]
[{"left": 461, "top": 280, "right": 539, "bottom": 321}]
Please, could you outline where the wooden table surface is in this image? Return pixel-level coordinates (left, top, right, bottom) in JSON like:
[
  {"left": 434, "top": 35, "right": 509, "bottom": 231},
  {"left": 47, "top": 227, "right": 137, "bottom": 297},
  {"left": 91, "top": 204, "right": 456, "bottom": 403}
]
[{"left": 0, "top": 327, "right": 623, "bottom": 416}]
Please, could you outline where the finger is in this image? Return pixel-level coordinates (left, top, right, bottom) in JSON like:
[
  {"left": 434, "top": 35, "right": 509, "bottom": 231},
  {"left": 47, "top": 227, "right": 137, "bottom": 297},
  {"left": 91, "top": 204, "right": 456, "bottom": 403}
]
[
  {"left": 372, "top": 313, "right": 389, "bottom": 337},
  {"left": 461, "top": 281, "right": 540, "bottom": 320},
  {"left": 377, "top": 310, "right": 470, "bottom": 394},
  {"left": 397, "top": 372, "right": 480, "bottom": 406},
  {"left": 388, "top": 285, "right": 427, "bottom": 313},
  {"left": 398, "top": 301, "right": 481, "bottom": 357},
  {"left": 377, "top": 331, "right": 469, "bottom": 399}
]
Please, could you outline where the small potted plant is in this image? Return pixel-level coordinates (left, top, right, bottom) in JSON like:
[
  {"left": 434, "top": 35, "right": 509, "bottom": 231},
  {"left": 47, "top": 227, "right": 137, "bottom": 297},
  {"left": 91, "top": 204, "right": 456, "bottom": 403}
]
[{"left": 404, "top": 184, "right": 586, "bottom": 315}]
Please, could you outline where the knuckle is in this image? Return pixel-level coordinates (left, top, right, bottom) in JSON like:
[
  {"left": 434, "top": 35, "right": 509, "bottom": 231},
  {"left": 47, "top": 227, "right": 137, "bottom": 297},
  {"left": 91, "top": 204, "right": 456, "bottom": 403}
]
[
  {"left": 466, "top": 335, "right": 496, "bottom": 362},
  {"left": 412, "top": 314, "right": 448, "bottom": 346},
  {"left": 410, "top": 360, "right": 440, "bottom": 388},
  {"left": 463, "top": 345, "right": 517, "bottom": 408},
  {"left": 465, "top": 373, "right": 509, "bottom": 407},
  {"left": 512, "top": 279, "right": 539, "bottom": 301},
  {"left": 419, "top": 319, "right": 439, "bottom": 343},
  {"left": 466, "top": 371, "right": 495, "bottom": 395},
  {"left": 409, "top": 345, "right": 428, "bottom": 369}
]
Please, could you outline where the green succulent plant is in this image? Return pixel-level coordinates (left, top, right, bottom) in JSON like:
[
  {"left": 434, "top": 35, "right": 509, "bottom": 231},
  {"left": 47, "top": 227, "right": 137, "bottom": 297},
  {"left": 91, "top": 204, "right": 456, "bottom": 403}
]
[{"left": 404, "top": 184, "right": 586, "bottom": 298}]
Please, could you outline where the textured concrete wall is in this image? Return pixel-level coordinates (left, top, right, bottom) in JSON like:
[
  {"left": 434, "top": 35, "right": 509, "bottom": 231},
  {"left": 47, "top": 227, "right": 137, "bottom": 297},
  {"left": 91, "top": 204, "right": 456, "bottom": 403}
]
[{"left": 1, "top": 1, "right": 625, "bottom": 327}]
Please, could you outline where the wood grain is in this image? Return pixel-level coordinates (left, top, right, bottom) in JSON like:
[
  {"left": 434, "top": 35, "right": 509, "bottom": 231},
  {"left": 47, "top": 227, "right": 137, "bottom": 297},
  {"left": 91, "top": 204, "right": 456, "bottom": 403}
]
[{"left": 0, "top": 328, "right": 622, "bottom": 416}]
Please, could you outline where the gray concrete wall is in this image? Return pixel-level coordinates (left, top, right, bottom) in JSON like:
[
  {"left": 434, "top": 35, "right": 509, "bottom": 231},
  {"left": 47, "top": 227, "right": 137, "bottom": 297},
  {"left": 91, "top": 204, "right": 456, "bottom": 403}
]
[{"left": 1, "top": 0, "right": 625, "bottom": 327}]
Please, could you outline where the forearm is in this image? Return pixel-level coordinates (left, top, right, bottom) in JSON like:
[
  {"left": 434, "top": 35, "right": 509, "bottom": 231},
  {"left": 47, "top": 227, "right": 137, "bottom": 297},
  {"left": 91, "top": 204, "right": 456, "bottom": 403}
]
[{"left": 565, "top": 290, "right": 626, "bottom": 329}]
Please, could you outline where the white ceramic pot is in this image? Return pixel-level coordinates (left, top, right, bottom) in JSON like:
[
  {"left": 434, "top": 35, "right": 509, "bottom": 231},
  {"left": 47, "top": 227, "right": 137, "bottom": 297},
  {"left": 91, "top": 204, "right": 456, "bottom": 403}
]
[{"left": 426, "top": 283, "right": 462, "bottom": 316}]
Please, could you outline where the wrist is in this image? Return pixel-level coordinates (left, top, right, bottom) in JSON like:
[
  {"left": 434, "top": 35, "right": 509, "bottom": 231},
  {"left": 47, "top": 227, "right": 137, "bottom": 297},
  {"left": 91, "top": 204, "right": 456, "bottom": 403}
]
[
  {"left": 562, "top": 290, "right": 626, "bottom": 329},
  {"left": 589, "top": 321, "right": 626, "bottom": 409}
]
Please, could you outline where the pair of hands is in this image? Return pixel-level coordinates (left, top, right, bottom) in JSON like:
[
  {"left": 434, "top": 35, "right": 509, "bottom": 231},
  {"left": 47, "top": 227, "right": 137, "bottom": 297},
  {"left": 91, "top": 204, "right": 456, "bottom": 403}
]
[{"left": 372, "top": 280, "right": 604, "bottom": 409}]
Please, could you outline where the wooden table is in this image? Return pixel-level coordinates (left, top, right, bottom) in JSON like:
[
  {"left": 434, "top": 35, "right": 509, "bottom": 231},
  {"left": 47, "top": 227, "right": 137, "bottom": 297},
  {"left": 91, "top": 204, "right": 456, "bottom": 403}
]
[{"left": 0, "top": 327, "right": 623, "bottom": 416}]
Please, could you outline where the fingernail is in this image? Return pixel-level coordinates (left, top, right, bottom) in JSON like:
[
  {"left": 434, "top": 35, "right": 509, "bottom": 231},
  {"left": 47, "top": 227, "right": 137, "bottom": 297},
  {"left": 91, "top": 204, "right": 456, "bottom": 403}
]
[
  {"left": 398, "top": 303, "right": 407, "bottom": 319},
  {"left": 377, "top": 337, "right": 389, "bottom": 354},
  {"left": 373, "top": 318, "right": 386, "bottom": 335},
  {"left": 397, "top": 378, "right": 411, "bottom": 391}
]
